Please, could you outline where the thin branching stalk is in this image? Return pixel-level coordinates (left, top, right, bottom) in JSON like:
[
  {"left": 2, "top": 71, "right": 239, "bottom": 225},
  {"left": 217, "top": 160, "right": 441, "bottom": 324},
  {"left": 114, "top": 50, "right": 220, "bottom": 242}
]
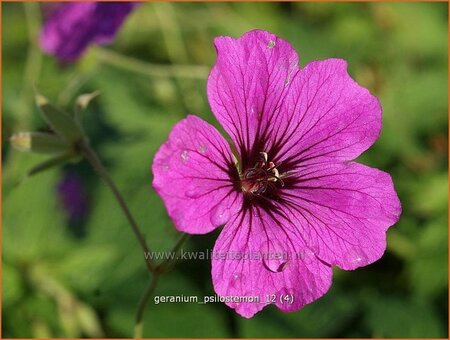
[
  {"left": 134, "top": 273, "right": 159, "bottom": 339},
  {"left": 80, "top": 142, "right": 157, "bottom": 274},
  {"left": 134, "top": 233, "right": 189, "bottom": 337},
  {"left": 81, "top": 141, "right": 190, "bottom": 337},
  {"left": 95, "top": 47, "right": 209, "bottom": 79}
]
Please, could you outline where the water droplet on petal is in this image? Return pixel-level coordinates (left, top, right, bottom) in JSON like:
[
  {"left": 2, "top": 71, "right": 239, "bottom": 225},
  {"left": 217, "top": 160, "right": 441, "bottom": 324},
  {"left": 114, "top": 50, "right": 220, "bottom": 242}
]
[
  {"left": 198, "top": 144, "right": 207, "bottom": 154},
  {"left": 267, "top": 40, "right": 276, "bottom": 48},
  {"left": 210, "top": 204, "right": 231, "bottom": 226},
  {"left": 185, "top": 185, "right": 203, "bottom": 198},
  {"left": 230, "top": 273, "right": 243, "bottom": 288},
  {"left": 181, "top": 150, "right": 189, "bottom": 163},
  {"left": 263, "top": 257, "right": 289, "bottom": 273},
  {"left": 260, "top": 240, "right": 290, "bottom": 273},
  {"left": 351, "top": 254, "right": 364, "bottom": 264},
  {"left": 303, "top": 270, "right": 317, "bottom": 294},
  {"left": 162, "top": 164, "right": 169, "bottom": 171},
  {"left": 344, "top": 248, "right": 368, "bottom": 266},
  {"left": 298, "top": 248, "right": 316, "bottom": 265},
  {"left": 309, "top": 244, "right": 320, "bottom": 254}
]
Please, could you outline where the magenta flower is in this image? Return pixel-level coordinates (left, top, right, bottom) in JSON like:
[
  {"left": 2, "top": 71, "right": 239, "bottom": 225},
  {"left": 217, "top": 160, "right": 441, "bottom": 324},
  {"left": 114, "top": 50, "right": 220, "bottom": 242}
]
[
  {"left": 152, "top": 30, "right": 401, "bottom": 318},
  {"left": 40, "top": 2, "right": 136, "bottom": 62}
]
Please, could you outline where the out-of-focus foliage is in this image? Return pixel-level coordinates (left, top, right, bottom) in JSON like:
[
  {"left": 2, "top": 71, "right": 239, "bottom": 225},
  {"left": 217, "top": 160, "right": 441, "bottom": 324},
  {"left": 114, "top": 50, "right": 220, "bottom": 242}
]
[{"left": 2, "top": 2, "right": 448, "bottom": 338}]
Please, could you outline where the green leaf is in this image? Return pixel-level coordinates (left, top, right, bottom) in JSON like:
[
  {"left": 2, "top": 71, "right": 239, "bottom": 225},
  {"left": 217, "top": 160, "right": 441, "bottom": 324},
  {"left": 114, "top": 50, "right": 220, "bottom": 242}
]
[
  {"left": 35, "top": 94, "right": 82, "bottom": 144},
  {"left": 411, "top": 173, "right": 448, "bottom": 216},
  {"left": 240, "top": 286, "right": 357, "bottom": 337},
  {"left": 3, "top": 169, "right": 73, "bottom": 261},
  {"left": 105, "top": 271, "right": 229, "bottom": 337},
  {"left": 409, "top": 220, "right": 448, "bottom": 298},
  {"left": 53, "top": 245, "right": 119, "bottom": 293},
  {"left": 365, "top": 294, "right": 445, "bottom": 337},
  {"left": 2, "top": 261, "right": 24, "bottom": 309}
]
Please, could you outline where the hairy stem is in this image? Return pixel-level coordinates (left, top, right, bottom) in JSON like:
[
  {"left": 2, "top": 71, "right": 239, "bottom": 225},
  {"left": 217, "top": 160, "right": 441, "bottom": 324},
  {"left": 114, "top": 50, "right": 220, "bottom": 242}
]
[{"left": 80, "top": 142, "right": 156, "bottom": 273}]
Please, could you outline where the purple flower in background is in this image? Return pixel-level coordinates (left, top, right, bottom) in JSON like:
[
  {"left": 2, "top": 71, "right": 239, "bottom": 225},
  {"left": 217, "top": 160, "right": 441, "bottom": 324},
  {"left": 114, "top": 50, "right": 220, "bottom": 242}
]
[
  {"left": 57, "top": 173, "right": 89, "bottom": 223},
  {"left": 152, "top": 30, "right": 401, "bottom": 318},
  {"left": 40, "top": 2, "right": 136, "bottom": 62}
]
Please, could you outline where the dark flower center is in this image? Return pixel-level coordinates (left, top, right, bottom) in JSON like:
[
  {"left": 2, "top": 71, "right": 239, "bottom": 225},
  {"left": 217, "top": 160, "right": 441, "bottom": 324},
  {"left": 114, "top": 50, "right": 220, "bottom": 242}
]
[{"left": 240, "top": 152, "right": 285, "bottom": 196}]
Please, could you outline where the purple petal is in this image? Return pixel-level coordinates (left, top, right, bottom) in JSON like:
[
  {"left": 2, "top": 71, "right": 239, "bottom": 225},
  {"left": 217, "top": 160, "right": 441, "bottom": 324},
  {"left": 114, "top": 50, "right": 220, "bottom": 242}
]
[
  {"left": 207, "top": 31, "right": 381, "bottom": 167},
  {"left": 212, "top": 206, "right": 332, "bottom": 318},
  {"left": 279, "top": 162, "right": 401, "bottom": 270},
  {"left": 152, "top": 115, "right": 242, "bottom": 234},
  {"left": 40, "top": 2, "right": 135, "bottom": 62},
  {"left": 207, "top": 29, "right": 299, "bottom": 160},
  {"left": 272, "top": 59, "right": 382, "bottom": 167}
]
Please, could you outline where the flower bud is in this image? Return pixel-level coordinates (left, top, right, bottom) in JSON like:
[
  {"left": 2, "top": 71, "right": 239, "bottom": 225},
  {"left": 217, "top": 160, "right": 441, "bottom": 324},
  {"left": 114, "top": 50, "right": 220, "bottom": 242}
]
[
  {"left": 36, "top": 94, "right": 82, "bottom": 144},
  {"left": 10, "top": 132, "right": 69, "bottom": 154},
  {"left": 75, "top": 90, "right": 100, "bottom": 112}
]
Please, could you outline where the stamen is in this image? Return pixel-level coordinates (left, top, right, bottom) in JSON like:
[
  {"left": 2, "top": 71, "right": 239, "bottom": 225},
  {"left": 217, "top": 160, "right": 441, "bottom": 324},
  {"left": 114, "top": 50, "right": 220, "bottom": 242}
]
[
  {"left": 272, "top": 168, "right": 280, "bottom": 178},
  {"left": 240, "top": 151, "right": 286, "bottom": 195},
  {"left": 260, "top": 152, "right": 268, "bottom": 163}
]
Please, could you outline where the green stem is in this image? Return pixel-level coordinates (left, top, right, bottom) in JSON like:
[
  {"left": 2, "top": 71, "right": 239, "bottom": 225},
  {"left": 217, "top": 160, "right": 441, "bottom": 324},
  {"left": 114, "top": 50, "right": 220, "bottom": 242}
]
[
  {"left": 95, "top": 47, "right": 209, "bottom": 79},
  {"left": 57, "top": 70, "right": 97, "bottom": 107},
  {"left": 134, "top": 274, "right": 159, "bottom": 339},
  {"left": 79, "top": 135, "right": 189, "bottom": 337},
  {"left": 133, "top": 233, "right": 189, "bottom": 338},
  {"left": 80, "top": 142, "right": 156, "bottom": 273},
  {"left": 152, "top": 2, "right": 193, "bottom": 112},
  {"left": 19, "top": 2, "right": 43, "bottom": 128},
  {"left": 157, "top": 233, "right": 189, "bottom": 273}
]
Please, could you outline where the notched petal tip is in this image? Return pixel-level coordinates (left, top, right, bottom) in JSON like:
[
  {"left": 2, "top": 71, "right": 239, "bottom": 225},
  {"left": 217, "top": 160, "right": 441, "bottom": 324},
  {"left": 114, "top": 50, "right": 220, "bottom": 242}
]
[
  {"left": 284, "top": 162, "right": 401, "bottom": 271},
  {"left": 212, "top": 209, "right": 333, "bottom": 318},
  {"left": 377, "top": 168, "right": 403, "bottom": 223},
  {"left": 321, "top": 57, "right": 382, "bottom": 114},
  {"left": 208, "top": 29, "right": 300, "bottom": 153},
  {"left": 213, "top": 29, "right": 294, "bottom": 54}
]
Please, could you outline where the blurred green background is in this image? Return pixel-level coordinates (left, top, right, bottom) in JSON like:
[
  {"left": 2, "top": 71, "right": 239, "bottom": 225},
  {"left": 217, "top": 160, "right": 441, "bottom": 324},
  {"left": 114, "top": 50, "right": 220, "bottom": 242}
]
[{"left": 2, "top": 2, "right": 448, "bottom": 338}]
